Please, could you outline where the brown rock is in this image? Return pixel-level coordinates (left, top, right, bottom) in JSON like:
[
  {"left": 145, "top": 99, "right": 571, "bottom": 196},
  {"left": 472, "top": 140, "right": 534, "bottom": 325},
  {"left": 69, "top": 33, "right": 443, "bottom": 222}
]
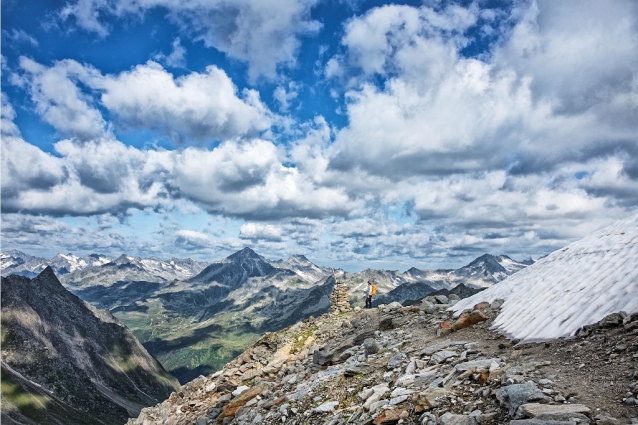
[
  {"left": 218, "top": 384, "right": 267, "bottom": 422},
  {"left": 373, "top": 409, "right": 402, "bottom": 424},
  {"left": 473, "top": 301, "right": 490, "bottom": 311},
  {"left": 415, "top": 388, "right": 449, "bottom": 412},
  {"left": 437, "top": 321, "right": 453, "bottom": 336},
  {"left": 452, "top": 310, "right": 489, "bottom": 331},
  {"left": 477, "top": 370, "right": 489, "bottom": 385}
]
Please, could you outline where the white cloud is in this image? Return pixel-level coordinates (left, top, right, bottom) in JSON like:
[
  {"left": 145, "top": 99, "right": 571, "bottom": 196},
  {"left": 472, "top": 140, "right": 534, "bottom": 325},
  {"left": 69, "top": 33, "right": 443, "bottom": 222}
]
[
  {"left": 3, "top": 29, "right": 39, "bottom": 46},
  {"left": 95, "top": 61, "right": 274, "bottom": 140},
  {"left": 327, "top": 0, "right": 638, "bottom": 178},
  {"left": 154, "top": 37, "right": 187, "bottom": 68},
  {"left": 1, "top": 93, "right": 21, "bottom": 137},
  {"left": 239, "top": 223, "right": 283, "bottom": 241},
  {"left": 58, "top": 0, "right": 322, "bottom": 80},
  {"left": 175, "top": 229, "right": 212, "bottom": 248},
  {"left": 273, "top": 82, "right": 300, "bottom": 112},
  {"left": 15, "top": 57, "right": 110, "bottom": 141},
  {"left": 14, "top": 58, "right": 275, "bottom": 142}
]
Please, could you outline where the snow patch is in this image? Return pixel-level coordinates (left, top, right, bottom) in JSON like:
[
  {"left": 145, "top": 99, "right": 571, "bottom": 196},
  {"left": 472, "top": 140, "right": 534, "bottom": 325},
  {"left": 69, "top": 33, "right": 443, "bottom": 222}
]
[{"left": 451, "top": 214, "right": 638, "bottom": 342}]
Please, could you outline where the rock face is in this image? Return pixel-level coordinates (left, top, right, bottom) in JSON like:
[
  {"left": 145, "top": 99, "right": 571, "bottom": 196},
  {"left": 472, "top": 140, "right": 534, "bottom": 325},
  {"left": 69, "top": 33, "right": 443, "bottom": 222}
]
[{"left": 1, "top": 267, "right": 179, "bottom": 425}]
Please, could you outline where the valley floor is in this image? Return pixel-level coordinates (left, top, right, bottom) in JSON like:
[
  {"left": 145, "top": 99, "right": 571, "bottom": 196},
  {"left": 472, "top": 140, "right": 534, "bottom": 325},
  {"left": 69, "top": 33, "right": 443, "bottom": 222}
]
[{"left": 128, "top": 302, "right": 638, "bottom": 425}]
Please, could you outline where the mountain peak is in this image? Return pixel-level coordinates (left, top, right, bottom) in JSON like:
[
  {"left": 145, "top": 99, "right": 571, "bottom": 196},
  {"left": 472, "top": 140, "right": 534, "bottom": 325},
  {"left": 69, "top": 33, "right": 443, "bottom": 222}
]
[
  {"left": 287, "top": 254, "right": 310, "bottom": 263},
  {"left": 227, "top": 247, "right": 261, "bottom": 261}
]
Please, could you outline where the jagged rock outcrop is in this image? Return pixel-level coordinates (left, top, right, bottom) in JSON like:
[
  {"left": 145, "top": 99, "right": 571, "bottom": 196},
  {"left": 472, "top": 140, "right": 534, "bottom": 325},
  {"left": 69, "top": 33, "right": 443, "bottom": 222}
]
[{"left": 1, "top": 267, "right": 180, "bottom": 425}]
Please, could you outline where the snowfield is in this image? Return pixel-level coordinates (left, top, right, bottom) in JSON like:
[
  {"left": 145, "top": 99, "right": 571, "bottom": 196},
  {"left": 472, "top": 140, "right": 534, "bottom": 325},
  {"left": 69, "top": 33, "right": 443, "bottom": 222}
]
[{"left": 451, "top": 214, "right": 638, "bottom": 342}]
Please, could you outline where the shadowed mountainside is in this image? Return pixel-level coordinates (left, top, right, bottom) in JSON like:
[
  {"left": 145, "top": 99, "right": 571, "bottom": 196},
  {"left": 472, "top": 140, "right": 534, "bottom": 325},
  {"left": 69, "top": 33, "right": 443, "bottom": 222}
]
[{"left": 0, "top": 267, "right": 180, "bottom": 425}]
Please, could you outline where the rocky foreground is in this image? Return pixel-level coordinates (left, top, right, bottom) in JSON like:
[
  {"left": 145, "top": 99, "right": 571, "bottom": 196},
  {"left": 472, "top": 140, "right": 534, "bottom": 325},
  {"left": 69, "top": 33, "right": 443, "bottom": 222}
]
[{"left": 128, "top": 296, "right": 638, "bottom": 425}]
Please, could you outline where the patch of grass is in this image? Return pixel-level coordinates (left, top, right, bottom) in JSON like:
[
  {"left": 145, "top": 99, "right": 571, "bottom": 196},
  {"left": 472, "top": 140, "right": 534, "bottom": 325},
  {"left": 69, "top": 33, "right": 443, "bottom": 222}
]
[{"left": 1, "top": 371, "right": 49, "bottom": 422}]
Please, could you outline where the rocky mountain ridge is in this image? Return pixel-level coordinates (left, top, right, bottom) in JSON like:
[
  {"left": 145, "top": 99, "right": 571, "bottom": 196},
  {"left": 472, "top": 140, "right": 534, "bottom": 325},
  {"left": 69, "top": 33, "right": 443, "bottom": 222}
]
[
  {"left": 126, "top": 298, "right": 638, "bottom": 425},
  {"left": 1, "top": 249, "right": 532, "bottom": 385},
  {"left": 1, "top": 267, "right": 180, "bottom": 425}
]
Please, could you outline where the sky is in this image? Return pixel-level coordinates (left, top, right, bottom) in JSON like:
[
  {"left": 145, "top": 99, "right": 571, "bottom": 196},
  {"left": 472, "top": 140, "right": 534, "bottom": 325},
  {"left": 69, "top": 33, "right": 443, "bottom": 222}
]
[{"left": 1, "top": 0, "right": 638, "bottom": 272}]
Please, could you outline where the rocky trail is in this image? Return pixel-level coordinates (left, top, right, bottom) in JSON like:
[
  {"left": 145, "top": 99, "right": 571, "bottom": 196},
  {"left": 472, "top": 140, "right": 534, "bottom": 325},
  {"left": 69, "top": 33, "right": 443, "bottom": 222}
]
[{"left": 128, "top": 296, "right": 638, "bottom": 425}]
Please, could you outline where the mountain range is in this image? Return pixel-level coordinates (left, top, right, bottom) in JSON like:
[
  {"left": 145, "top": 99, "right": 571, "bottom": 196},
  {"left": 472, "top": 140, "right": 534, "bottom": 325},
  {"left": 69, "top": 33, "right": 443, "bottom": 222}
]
[
  {"left": 1, "top": 248, "right": 533, "bottom": 384},
  {"left": 1, "top": 267, "right": 179, "bottom": 425}
]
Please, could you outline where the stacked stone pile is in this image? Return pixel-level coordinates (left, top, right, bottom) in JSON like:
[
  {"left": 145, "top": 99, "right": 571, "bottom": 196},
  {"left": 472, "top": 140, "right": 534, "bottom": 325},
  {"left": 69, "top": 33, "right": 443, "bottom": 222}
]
[{"left": 330, "top": 282, "right": 352, "bottom": 314}]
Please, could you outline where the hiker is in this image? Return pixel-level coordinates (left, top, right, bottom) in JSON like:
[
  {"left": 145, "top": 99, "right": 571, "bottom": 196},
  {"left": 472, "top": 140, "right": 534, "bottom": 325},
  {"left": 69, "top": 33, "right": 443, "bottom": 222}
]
[{"left": 366, "top": 280, "right": 374, "bottom": 308}]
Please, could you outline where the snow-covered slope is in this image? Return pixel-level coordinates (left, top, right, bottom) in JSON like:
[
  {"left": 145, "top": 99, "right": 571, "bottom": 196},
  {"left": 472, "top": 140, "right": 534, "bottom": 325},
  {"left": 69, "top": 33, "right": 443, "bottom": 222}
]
[
  {"left": 451, "top": 214, "right": 638, "bottom": 342},
  {"left": 62, "top": 254, "right": 208, "bottom": 287},
  {"left": 269, "top": 255, "right": 330, "bottom": 283}
]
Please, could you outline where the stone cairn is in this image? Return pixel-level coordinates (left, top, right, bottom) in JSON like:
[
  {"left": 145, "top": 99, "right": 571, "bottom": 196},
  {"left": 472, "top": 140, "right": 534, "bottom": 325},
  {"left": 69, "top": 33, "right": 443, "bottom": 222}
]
[{"left": 329, "top": 272, "right": 352, "bottom": 314}]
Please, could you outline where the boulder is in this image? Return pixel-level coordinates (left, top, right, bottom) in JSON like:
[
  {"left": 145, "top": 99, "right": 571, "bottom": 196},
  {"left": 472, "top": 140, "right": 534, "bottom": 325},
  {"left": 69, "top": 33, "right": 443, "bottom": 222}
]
[
  {"left": 429, "top": 350, "right": 457, "bottom": 365},
  {"left": 434, "top": 295, "right": 449, "bottom": 304},
  {"left": 379, "top": 315, "right": 407, "bottom": 331},
  {"left": 438, "top": 321, "right": 453, "bottom": 336},
  {"left": 387, "top": 352, "right": 406, "bottom": 369},
  {"left": 386, "top": 302, "right": 403, "bottom": 311},
  {"left": 473, "top": 301, "right": 490, "bottom": 311},
  {"left": 491, "top": 298, "right": 505, "bottom": 309},
  {"left": 498, "top": 382, "right": 549, "bottom": 416},
  {"left": 373, "top": 409, "right": 403, "bottom": 424},
  {"left": 599, "top": 313, "right": 623, "bottom": 328},
  {"left": 517, "top": 403, "right": 591, "bottom": 422},
  {"left": 314, "top": 401, "right": 338, "bottom": 413},
  {"left": 313, "top": 350, "right": 334, "bottom": 366},
  {"left": 354, "top": 330, "right": 377, "bottom": 345},
  {"left": 452, "top": 310, "right": 489, "bottom": 331},
  {"left": 364, "top": 338, "right": 380, "bottom": 357},
  {"left": 415, "top": 388, "right": 450, "bottom": 412},
  {"left": 440, "top": 413, "right": 478, "bottom": 425},
  {"left": 420, "top": 301, "right": 436, "bottom": 314},
  {"left": 219, "top": 384, "right": 268, "bottom": 421}
]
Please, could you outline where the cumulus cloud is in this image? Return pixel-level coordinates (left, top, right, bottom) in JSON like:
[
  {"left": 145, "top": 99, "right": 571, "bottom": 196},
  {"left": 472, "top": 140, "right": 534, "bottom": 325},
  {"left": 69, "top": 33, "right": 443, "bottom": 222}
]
[
  {"left": 95, "top": 61, "right": 274, "bottom": 141},
  {"left": 273, "top": 82, "right": 300, "bottom": 112},
  {"left": 239, "top": 223, "right": 283, "bottom": 241},
  {"left": 58, "top": 0, "right": 322, "bottom": 80},
  {"left": 1, "top": 131, "right": 360, "bottom": 221},
  {"left": 14, "top": 57, "right": 110, "bottom": 141},
  {"left": 13, "top": 58, "right": 275, "bottom": 142},
  {"left": 327, "top": 1, "right": 638, "bottom": 180},
  {"left": 175, "top": 229, "right": 212, "bottom": 248}
]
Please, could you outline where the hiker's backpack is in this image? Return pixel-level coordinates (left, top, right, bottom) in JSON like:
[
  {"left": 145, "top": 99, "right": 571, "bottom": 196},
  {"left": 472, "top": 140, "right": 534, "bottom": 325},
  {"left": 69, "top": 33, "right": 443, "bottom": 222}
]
[{"left": 371, "top": 285, "right": 377, "bottom": 295}]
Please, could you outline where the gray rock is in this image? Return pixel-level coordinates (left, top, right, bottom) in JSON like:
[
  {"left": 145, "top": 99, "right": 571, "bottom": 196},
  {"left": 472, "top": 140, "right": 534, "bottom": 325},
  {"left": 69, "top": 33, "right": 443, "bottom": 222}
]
[
  {"left": 455, "top": 359, "right": 501, "bottom": 372},
  {"left": 313, "top": 350, "right": 334, "bottom": 366},
  {"left": 379, "top": 315, "right": 407, "bottom": 331},
  {"left": 498, "top": 382, "right": 549, "bottom": 416},
  {"left": 434, "top": 295, "right": 449, "bottom": 304},
  {"left": 599, "top": 313, "right": 623, "bottom": 328},
  {"left": 440, "top": 413, "right": 478, "bottom": 425},
  {"left": 429, "top": 350, "right": 457, "bottom": 365},
  {"left": 363, "top": 338, "right": 380, "bottom": 357},
  {"left": 387, "top": 352, "right": 407, "bottom": 369},
  {"left": 421, "top": 301, "right": 436, "bottom": 314},
  {"left": 509, "top": 421, "right": 575, "bottom": 425},
  {"left": 594, "top": 415, "right": 620, "bottom": 425},
  {"left": 421, "top": 340, "right": 454, "bottom": 356},
  {"left": 491, "top": 298, "right": 505, "bottom": 309},
  {"left": 517, "top": 403, "right": 591, "bottom": 422},
  {"left": 196, "top": 417, "right": 207, "bottom": 425},
  {"left": 449, "top": 294, "right": 461, "bottom": 302},
  {"left": 386, "top": 301, "right": 403, "bottom": 311}
]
